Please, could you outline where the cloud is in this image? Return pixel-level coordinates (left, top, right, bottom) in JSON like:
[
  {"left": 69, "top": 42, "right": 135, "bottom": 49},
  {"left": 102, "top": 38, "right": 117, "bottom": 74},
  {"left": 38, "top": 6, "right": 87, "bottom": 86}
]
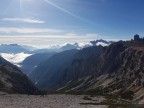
[
  {"left": 1, "top": 18, "right": 45, "bottom": 24},
  {"left": 0, "top": 27, "right": 62, "bottom": 35},
  {"left": 0, "top": 34, "right": 99, "bottom": 48},
  {"left": 1, "top": 53, "right": 32, "bottom": 66}
]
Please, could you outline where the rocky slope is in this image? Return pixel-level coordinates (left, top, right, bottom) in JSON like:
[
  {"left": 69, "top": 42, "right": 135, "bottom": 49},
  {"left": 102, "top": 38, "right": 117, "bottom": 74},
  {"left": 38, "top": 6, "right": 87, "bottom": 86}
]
[
  {"left": 0, "top": 56, "right": 40, "bottom": 94},
  {"left": 30, "top": 46, "right": 103, "bottom": 89},
  {"left": 48, "top": 40, "right": 144, "bottom": 102}
]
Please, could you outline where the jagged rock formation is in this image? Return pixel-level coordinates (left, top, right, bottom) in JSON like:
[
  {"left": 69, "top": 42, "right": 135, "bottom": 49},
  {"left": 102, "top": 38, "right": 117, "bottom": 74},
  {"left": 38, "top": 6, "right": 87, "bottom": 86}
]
[
  {"left": 46, "top": 40, "right": 144, "bottom": 101},
  {"left": 30, "top": 46, "right": 103, "bottom": 89},
  {"left": 134, "top": 34, "right": 144, "bottom": 42},
  {"left": 90, "top": 39, "right": 113, "bottom": 46},
  {"left": 0, "top": 56, "right": 40, "bottom": 94},
  {"left": 27, "top": 37, "right": 144, "bottom": 101}
]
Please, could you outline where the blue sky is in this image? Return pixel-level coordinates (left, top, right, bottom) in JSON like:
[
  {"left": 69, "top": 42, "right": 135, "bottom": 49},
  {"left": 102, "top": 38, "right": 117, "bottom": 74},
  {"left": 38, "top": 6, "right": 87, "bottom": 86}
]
[{"left": 0, "top": 0, "right": 144, "bottom": 46}]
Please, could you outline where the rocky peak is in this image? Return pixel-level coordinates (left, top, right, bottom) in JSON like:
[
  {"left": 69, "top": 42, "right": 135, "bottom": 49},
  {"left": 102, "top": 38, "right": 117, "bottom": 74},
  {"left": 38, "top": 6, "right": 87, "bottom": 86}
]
[
  {"left": 134, "top": 34, "right": 144, "bottom": 42},
  {"left": 51, "top": 39, "right": 144, "bottom": 99}
]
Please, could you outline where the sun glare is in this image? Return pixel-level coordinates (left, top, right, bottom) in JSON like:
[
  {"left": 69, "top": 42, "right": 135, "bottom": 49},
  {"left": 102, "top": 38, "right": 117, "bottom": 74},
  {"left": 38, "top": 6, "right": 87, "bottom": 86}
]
[
  {"left": 21, "top": 0, "right": 33, "bottom": 2},
  {"left": 19, "top": 0, "right": 33, "bottom": 5}
]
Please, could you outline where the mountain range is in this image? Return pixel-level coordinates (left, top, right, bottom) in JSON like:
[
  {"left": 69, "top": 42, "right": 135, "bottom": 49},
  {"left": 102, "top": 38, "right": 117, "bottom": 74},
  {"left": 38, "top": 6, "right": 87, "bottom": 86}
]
[
  {"left": 0, "top": 39, "right": 112, "bottom": 54},
  {"left": 29, "top": 46, "right": 103, "bottom": 89},
  {"left": 27, "top": 36, "right": 144, "bottom": 102},
  {"left": 26, "top": 39, "right": 112, "bottom": 90},
  {"left": 0, "top": 39, "right": 112, "bottom": 75},
  {"left": 0, "top": 37, "right": 144, "bottom": 102},
  {"left": 54, "top": 40, "right": 144, "bottom": 102},
  {"left": 0, "top": 44, "right": 30, "bottom": 54}
]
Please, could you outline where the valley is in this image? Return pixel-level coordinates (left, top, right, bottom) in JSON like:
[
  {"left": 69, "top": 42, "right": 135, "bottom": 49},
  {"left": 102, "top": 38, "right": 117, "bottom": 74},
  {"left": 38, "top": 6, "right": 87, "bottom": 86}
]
[
  {"left": 0, "top": 0, "right": 144, "bottom": 107},
  {"left": 0, "top": 37, "right": 144, "bottom": 107}
]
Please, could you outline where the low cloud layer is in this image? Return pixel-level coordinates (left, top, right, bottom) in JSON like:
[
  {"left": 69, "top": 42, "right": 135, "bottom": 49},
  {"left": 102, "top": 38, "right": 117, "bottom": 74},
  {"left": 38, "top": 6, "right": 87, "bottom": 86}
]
[{"left": 0, "top": 34, "right": 99, "bottom": 48}]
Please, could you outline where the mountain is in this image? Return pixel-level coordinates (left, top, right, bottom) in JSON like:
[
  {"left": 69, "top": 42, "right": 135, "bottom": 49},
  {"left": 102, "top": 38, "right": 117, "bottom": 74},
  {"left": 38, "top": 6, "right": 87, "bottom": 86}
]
[
  {"left": 0, "top": 52, "right": 56, "bottom": 75},
  {"left": 20, "top": 52, "right": 56, "bottom": 75},
  {"left": 60, "top": 39, "right": 112, "bottom": 50},
  {"left": 90, "top": 39, "right": 113, "bottom": 46},
  {"left": 29, "top": 36, "right": 144, "bottom": 101},
  {"left": 0, "top": 44, "right": 30, "bottom": 54},
  {"left": 21, "top": 45, "right": 36, "bottom": 51},
  {"left": 61, "top": 43, "right": 79, "bottom": 50},
  {"left": 49, "top": 39, "right": 144, "bottom": 101},
  {"left": 0, "top": 44, "right": 60, "bottom": 54},
  {"left": 0, "top": 56, "right": 40, "bottom": 94},
  {"left": 0, "top": 39, "right": 112, "bottom": 54},
  {"left": 29, "top": 49, "right": 78, "bottom": 87},
  {"left": 32, "top": 48, "right": 61, "bottom": 53},
  {"left": 30, "top": 46, "right": 103, "bottom": 89}
]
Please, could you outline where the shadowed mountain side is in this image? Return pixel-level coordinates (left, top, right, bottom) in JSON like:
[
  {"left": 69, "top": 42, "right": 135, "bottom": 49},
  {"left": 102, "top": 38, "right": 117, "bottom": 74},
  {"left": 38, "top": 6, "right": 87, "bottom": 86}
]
[
  {"left": 20, "top": 52, "right": 56, "bottom": 75},
  {"left": 0, "top": 56, "right": 40, "bottom": 94},
  {"left": 51, "top": 40, "right": 144, "bottom": 101},
  {"left": 30, "top": 46, "right": 103, "bottom": 89}
]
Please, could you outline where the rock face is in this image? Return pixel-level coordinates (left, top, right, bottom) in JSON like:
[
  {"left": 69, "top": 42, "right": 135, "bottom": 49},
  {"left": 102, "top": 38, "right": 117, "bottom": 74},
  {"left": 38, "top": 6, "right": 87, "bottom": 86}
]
[
  {"left": 134, "top": 34, "right": 144, "bottom": 42},
  {"left": 30, "top": 46, "right": 103, "bottom": 89},
  {"left": 50, "top": 40, "right": 144, "bottom": 100},
  {"left": 90, "top": 39, "right": 113, "bottom": 46},
  {"left": 0, "top": 56, "right": 40, "bottom": 94},
  {"left": 27, "top": 38, "right": 144, "bottom": 100}
]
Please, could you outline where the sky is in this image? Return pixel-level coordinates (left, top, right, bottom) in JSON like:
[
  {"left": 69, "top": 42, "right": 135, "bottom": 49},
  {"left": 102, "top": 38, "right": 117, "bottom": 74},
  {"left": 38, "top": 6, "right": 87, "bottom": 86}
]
[{"left": 0, "top": 0, "right": 144, "bottom": 47}]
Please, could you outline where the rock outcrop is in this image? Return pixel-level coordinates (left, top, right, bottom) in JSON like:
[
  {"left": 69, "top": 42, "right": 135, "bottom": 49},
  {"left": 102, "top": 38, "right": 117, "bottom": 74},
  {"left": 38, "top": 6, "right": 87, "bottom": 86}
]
[
  {"left": 0, "top": 56, "right": 40, "bottom": 94},
  {"left": 52, "top": 40, "right": 144, "bottom": 101}
]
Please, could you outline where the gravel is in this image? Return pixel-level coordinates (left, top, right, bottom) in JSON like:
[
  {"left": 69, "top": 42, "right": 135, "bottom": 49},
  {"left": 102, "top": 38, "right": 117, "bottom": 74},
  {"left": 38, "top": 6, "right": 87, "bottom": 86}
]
[{"left": 0, "top": 94, "right": 107, "bottom": 108}]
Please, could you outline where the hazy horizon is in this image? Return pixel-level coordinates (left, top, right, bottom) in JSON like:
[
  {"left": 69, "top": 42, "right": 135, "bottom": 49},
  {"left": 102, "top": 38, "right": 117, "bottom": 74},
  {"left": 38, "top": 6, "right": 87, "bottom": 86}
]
[{"left": 0, "top": 36, "right": 124, "bottom": 48}]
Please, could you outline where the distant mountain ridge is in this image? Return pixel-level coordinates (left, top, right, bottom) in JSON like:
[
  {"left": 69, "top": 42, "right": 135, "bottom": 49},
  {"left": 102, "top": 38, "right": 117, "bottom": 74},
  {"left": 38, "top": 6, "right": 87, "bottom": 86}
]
[
  {"left": 0, "top": 39, "right": 112, "bottom": 54},
  {"left": 0, "top": 39, "right": 112, "bottom": 76},
  {"left": 0, "top": 44, "right": 30, "bottom": 54},
  {"left": 90, "top": 39, "right": 113, "bottom": 46},
  {"left": 61, "top": 39, "right": 113, "bottom": 50}
]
